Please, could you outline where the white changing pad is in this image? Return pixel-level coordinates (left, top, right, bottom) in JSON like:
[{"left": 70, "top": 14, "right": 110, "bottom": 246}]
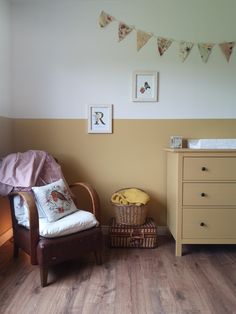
[{"left": 187, "top": 139, "right": 236, "bottom": 149}]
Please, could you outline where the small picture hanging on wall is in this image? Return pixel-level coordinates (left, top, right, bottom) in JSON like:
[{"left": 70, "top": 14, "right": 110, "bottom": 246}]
[
  {"left": 88, "top": 104, "right": 113, "bottom": 134},
  {"left": 132, "top": 71, "right": 158, "bottom": 102}
]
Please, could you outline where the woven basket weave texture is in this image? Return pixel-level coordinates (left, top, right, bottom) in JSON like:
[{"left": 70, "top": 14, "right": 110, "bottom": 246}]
[{"left": 111, "top": 188, "right": 149, "bottom": 225}]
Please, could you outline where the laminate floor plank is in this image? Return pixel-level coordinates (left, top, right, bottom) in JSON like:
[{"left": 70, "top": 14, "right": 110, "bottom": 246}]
[{"left": 0, "top": 237, "right": 235, "bottom": 314}]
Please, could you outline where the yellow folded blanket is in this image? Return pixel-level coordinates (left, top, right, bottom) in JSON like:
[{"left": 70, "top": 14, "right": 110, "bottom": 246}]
[
  {"left": 111, "top": 188, "right": 150, "bottom": 206},
  {"left": 111, "top": 192, "right": 129, "bottom": 205}
]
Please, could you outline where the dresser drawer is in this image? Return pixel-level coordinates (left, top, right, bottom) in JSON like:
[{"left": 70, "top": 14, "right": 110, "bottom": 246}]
[
  {"left": 183, "top": 208, "right": 236, "bottom": 238},
  {"left": 183, "top": 183, "right": 236, "bottom": 206},
  {"left": 183, "top": 157, "right": 236, "bottom": 181}
]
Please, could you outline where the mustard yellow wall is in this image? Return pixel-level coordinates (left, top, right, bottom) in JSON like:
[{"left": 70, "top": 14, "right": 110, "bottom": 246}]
[
  {"left": 0, "top": 116, "right": 13, "bottom": 236},
  {"left": 0, "top": 116, "right": 12, "bottom": 156},
  {"left": 12, "top": 118, "right": 236, "bottom": 225}
]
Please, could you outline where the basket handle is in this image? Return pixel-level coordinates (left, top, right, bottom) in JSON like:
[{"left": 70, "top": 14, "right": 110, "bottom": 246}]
[{"left": 130, "top": 231, "right": 144, "bottom": 238}]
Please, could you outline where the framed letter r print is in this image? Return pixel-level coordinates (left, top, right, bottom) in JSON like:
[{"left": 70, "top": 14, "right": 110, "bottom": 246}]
[{"left": 88, "top": 104, "right": 113, "bottom": 134}]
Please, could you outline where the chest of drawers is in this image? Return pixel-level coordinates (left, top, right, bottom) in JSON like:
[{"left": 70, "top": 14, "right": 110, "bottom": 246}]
[{"left": 166, "top": 149, "right": 236, "bottom": 256}]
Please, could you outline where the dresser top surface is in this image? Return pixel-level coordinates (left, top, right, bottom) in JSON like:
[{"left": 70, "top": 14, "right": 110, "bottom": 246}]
[{"left": 165, "top": 148, "right": 236, "bottom": 153}]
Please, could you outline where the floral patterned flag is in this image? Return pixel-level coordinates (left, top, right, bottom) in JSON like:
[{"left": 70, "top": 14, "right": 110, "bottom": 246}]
[
  {"left": 198, "top": 43, "right": 214, "bottom": 63},
  {"left": 157, "top": 37, "right": 173, "bottom": 56},
  {"left": 137, "top": 30, "right": 152, "bottom": 51},
  {"left": 99, "top": 11, "right": 114, "bottom": 28},
  {"left": 179, "top": 41, "right": 194, "bottom": 62},
  {"left": 219, "top": 42, "right": 235, "bottom": 62},
  {"left": 118, "top": 23, "right": 134, "bottom": 42}
]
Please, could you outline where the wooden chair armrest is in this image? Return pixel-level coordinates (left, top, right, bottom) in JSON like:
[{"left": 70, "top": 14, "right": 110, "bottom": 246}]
[
  {"left": 13, "top": 191, "right": 40, "bottom": 264},
  {"left": 69, "top": 182, "right": 101, "bottom": 222}
]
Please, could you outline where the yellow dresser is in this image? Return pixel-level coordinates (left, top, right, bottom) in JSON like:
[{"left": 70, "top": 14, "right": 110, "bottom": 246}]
[{"left": 166, "top": 149, "right": 236, "bottom": 256}]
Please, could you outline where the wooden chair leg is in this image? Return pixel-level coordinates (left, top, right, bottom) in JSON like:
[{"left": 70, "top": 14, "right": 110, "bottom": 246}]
[
  {"left": 13, "top": 243, "right": 19, "bottom": 258},
  {"left": 40, "top": 266, "right": 48, "bottom": 287},
  {"left": 94, "top": 250, "right": 102, "bottom": 265}
]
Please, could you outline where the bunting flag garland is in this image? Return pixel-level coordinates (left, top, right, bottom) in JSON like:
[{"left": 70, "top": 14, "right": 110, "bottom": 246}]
[
  {"left": 198, "top": 43, "right": 214, "bottom": 63},
  {"left": 99, "top": 11, "right": 114, "bottom": 28},
  {"left": 118, "top": 23, "right": 133, "bottom": 42},
  {"left": 137, "top": 30, "right": 152, "bottom": 51},
  {"left": 98, "top": 11, "right": 235, "bottom": 63},
  {"left": 157, "top": 37, "right": 173, "bottom": 56},
  {"left": 179, "top": 41, "right": 194, "bottom": 62},
  {"left": 219, "top": 42, "right": 235, "bottom": 62}
]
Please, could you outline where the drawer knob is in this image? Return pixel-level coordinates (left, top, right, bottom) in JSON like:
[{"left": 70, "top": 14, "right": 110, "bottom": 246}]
[
  {"left": 201, "top": 192, "right": 206, "bottom": 197},
  {"left": 200, "top": 222, "right": 205, "bottom": 227},
  {"left": 201, "top": 166, "right": 207, "bottom": 171}
]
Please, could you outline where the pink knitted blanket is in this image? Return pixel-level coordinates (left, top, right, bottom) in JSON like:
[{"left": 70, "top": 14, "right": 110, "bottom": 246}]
[{"left": 0, "top": 150, "right": 62, "bottom": 196}]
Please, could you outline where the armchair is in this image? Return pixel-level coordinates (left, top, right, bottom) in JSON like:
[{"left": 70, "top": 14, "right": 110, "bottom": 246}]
[{"left": 9, "top": 182, "right": 103, "bottom": 287}]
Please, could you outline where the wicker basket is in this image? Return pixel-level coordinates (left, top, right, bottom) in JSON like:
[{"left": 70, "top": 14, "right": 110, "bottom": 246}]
[
  {"left": 111, "top": 188, "right": 149, "bottom": 225},
  {"left": 109, "top": 217, "right": 157, "bottom": 248}
]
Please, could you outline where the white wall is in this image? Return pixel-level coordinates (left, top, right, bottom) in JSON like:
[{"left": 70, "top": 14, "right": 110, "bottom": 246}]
[
  {"left": 10, "top": 0, "right": 236, "bottom": 119},
  {"left": 0, "top": 0, "right": 11, "bottom": 117}
]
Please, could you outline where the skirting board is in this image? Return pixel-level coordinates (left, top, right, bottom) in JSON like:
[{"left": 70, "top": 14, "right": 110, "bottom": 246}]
[
  {"left": 0, "top": 228, "right": 13, "bottom": 247},
  {"left": 0, "top": 226, "right": 168, "bottom": 247},
  {"left": 101, "top": 225, "right": 168, "bottom": 236}
]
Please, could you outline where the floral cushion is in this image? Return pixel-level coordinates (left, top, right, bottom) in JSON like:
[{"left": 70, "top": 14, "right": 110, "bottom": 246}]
[
  {"left": 32, "top": 179, "right": 78, "bottom": 222},
  {"left": 13, "top": 195, "right": 45, "bottom": 226}
]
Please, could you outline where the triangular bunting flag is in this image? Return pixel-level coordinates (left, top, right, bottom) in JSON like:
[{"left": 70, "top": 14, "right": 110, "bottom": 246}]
[
  {"left": 137, "top": 30, "right": 152, "bottom": 51},
  {"left": 157, "top": 37, "right": 173, "bottom": 56},
  {"left": 99, "top": 12, "right": 236, "bottom": 64},
  {"left": 99, "top": 11, "right": 114, "bottom": 28},
  {"left": 118, "top": 23, "right": 133, "bottom": 42},
  {"left": 179, "top": 41, "right": 194, "bottom": 62},
  {"left": 198, "top": 43, "right": 214, "bottom": 63},
  {"left": 219, "top": 42, "right": 235, "bottom": 62}
]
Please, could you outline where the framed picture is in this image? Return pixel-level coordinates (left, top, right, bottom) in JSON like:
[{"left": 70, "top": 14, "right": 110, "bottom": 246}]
[
  {"left": 132, "top": 71, "right": 158, "bottom": 102},
  {"left": 170, "top": 136, "right": 183, "bottom": 149},
  {"left": 88, "top": 104, "right": 113, "bottom": 134}
]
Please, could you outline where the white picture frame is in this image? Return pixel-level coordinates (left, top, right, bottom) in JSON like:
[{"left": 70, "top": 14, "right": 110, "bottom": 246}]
[
  {"left": 88, "top": 104, "right": 113, "bottom": 134},
  {"left": 132, "top": 71, "right": 158, "bottom": 102}
]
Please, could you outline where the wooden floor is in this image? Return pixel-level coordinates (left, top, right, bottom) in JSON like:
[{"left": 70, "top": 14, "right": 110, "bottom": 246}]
[{"left": 0, "top": 236, "right": 236, "bottom": 314}]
